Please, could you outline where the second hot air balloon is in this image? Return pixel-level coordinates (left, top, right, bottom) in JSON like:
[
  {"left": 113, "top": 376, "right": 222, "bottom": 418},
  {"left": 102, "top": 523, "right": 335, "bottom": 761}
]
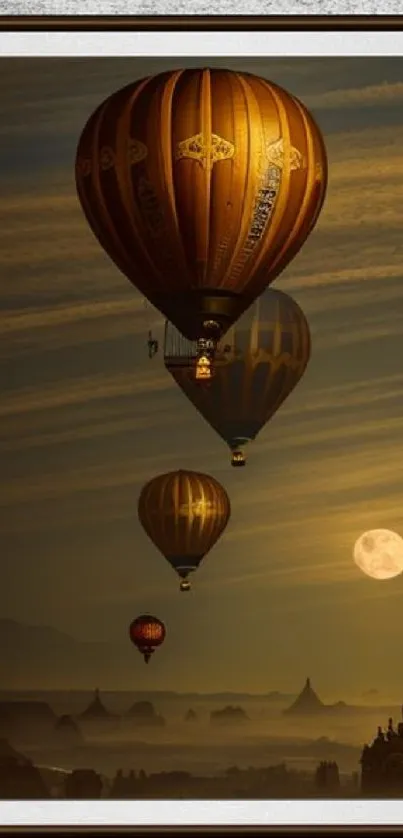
[
  {"left": 138, "top": 469, "right": 231, "bottom": 591},
  {"left": 164, "top": 288, "right": 311, "bottom": 467}
]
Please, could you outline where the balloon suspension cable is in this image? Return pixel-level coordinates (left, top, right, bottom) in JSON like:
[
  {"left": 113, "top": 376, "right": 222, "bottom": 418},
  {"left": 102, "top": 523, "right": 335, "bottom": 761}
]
[
  {"left": 147, "top": 329, "right": 159, "bottom": 360},
  {"left": 180, "top": 579, "right": 191, "bottom": 592},
  {"left": 143, "top": 298, "right": 159, "bottom": 359}
]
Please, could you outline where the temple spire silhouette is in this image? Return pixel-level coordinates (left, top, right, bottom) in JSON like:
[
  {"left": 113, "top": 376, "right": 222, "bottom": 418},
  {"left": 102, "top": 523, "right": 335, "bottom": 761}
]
[
  {"left": 78, "top": 688, "right": 113, "bottom": 720},
  {"left": 283, "top": 677, "right": 325, "bottom": 715}
]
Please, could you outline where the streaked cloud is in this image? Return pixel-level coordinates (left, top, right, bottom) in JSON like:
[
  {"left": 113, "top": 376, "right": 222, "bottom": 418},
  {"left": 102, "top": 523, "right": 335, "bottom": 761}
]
[
  {"left": 0, "top": 369, "right": 171, "bottom": 418},
  {"left": 305, "top": 81, "right": 403, "bottom": 110},
  {"left": 1, "top": 299, "right": 144, "bottom": 335}
]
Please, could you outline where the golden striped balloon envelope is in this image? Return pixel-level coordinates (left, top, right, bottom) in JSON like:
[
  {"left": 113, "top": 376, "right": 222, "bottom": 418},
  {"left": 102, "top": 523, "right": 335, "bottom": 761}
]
[
  {"left": 138, "top": 470, "right": 231, "bottom": 592},
  {"left": 75, "top": 68, "right": 327, "bottom": 344},
  {"left": 164, "top": 289, "right": 311, "bottom": 467}
]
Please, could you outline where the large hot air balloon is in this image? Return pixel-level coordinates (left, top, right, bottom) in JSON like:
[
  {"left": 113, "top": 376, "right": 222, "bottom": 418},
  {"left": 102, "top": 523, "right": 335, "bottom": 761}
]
[
  {"left": 75, "top": 68, "right": 327, "bottom": 377},
  {"left": 129, "top": 614, "right": 166, "bottom": 664},
  {"left": 164, "top": 288, "right": 311, "bottom": 467},
  {"left": 138, "top": 469, "right": 231, "bottom": 591}
]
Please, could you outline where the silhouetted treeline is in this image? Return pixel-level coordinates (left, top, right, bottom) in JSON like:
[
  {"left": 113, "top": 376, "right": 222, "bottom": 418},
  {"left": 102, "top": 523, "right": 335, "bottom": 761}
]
[{"left": 0, "top": 739, "right": 358, "bottom": 800}]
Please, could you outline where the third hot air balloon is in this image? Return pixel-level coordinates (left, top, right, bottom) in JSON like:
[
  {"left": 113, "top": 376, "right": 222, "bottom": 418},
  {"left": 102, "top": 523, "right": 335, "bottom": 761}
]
[
  {"left": 138, "top": 469, "right": 231, "bottom": 591},
  {"left": 75, "top": 69, "right": 327, "bottom": 379},
  {"left": 164, "top": 288, "right": 311, "bottom": 467}
]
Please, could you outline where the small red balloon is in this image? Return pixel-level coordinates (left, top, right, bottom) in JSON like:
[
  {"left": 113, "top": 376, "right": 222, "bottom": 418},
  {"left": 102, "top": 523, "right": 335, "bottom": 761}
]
[{"left": 129, "top": 614, "right": 166, "bottom": 664}]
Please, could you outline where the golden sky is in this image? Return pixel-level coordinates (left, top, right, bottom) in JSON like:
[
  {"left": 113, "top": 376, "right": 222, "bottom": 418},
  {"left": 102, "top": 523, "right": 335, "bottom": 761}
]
[{"left": 1, "top": 56, "right": 403, "bottom": 698}]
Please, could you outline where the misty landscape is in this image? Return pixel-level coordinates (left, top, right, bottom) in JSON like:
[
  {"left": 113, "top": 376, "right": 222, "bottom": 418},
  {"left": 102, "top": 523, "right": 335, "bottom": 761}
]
[
  {"left": 0, "top": 618, "right": 400, "bottom": 798},
  {"left": 0, "top": 682, "right": 397, "bottom": 799}
]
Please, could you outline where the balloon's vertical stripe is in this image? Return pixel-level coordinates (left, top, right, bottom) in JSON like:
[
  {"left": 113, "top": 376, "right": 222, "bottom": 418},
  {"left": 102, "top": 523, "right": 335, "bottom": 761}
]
[
  {"left": 221, "top": 73, "right": 265, "bottom": 292},
  {"left": 253, "top": 81, "right": 291, "bottom": 277},
  {"left": 148, "top": 70, "right": 192, "bottom": 290},
  {"left": 197, "top": 68, "right": 212, "bottom": 283},
  {"left": 93, "top": 96, "right": 145, "bottom": 279},
  {"left": 208, "top": 73, "right": 244, "bottom": 287},
  {"left": 269, "top": 97, "right": 317, "bottom": 276},
  {"left": 114, "top": 79, "right": 165, "bottom": 288}
]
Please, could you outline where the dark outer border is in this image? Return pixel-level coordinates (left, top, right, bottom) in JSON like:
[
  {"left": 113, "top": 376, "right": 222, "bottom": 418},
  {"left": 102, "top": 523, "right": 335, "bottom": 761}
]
[
  {"left": 0, "top": 9, "right": 403, "bottom": 835},
  {"left": 2, "top": 829, "right": 403, "bottom": 836},
  {"left": 1, "top": 13, "right": 403, "bottom": 29}
]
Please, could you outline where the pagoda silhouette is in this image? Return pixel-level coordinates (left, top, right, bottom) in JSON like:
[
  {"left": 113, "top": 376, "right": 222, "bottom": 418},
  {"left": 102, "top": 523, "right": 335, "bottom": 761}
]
[
  {"left": 78, "top": 689, "right": 115, "bottom": 721},
  {"left": 283, "top": 677, "right": 326, "bottom": 715}
]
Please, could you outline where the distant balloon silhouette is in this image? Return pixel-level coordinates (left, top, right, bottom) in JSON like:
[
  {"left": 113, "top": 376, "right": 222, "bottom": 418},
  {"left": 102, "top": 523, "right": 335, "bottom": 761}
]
[
  {"left": 129, "top": 614, "right": 166, "bottom": 664},
  {"left": 75, "top": 68, "right": 327, "bottom": 376},
  {"left": 138, "top": 469, "right": 231, "bottom": 591},
  {"left": 164, "top": 288, "right": 311, "bottom": 467}
]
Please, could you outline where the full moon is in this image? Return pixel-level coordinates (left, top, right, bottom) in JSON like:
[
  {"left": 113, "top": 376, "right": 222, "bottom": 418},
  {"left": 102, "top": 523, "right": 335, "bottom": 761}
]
[{"left": 353, "top": 529, "right": 403, "bottom": 580}]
